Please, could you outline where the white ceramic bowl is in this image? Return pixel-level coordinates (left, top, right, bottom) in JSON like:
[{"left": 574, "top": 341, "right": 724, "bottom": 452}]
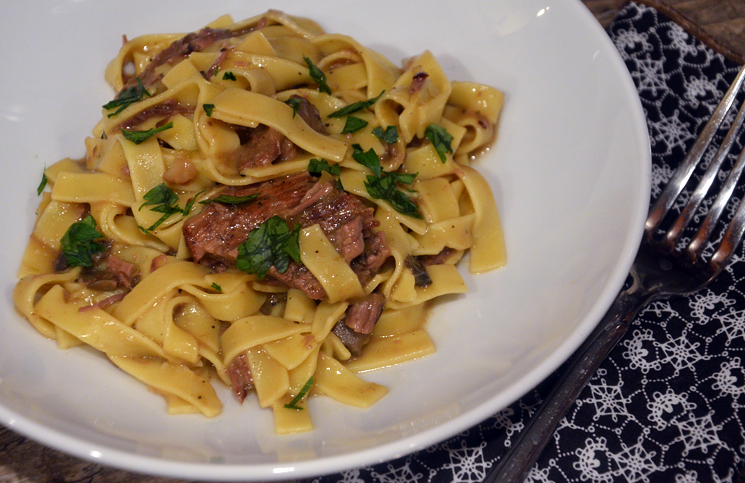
[{"left": 0, "top": 0, "right": 650, "bottom": 480}]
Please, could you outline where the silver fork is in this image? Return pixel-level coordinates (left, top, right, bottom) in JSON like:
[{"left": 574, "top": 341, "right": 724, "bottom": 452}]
[{"left": 486, "top": 63, "right": 745, "bottom": 483}]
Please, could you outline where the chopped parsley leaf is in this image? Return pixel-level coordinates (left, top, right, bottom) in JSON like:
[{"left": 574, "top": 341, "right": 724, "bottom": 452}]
[
  {"left": 222, "top": 71, "right": 237, "bottom": 81},
  {"left": 182, "top": 190, "right": 206, "bottom": 216},
  {"left": 284, "top": 376, "right": 314, "bottom": 410},
  {"left": 328, "top": 91, "right": 384, "bottom": 118},
  {"left": 60, "top": 215, "right": 107, "bottom": 268},
  {"left": 210, "top": 282, "right": 223, "bottom": 292},
  {"left": 341, "top": 116, "right": 368, "bottom": 134},
  {"left": 37, "top": 168, "right": 47, "bottom": 196},
  {"left": 304, "top": 56, "right": 331, "bottom": 95},
  {"left": 121, "top": 122, "right": 174, "bottom": 145},
  {"left": 373, "top": 125, "right": 399, "bottom": 144},
  {"left": 140, "top": 183, "right": 179, "bottom": 211},
  {"left": 203, "top": 104, "right": 215, "bottom": 117},
  {"left": 351, "top": 144, "right": 383, "bottom": 178},
  {"left": 199, "top": 193, "right": 259, "bottom": 205},
  {"left": 424, "top": 124, "right": 454, "bottom": 163},
  {"left": 103, "top": 77, "right": 151, "bottom": 118},
  {"left": 308, "top": 158, "right": 340, "bottom": 177},
  {"left": 285, "top": 97, "right": 303, "bottom": 118},
  {"left": 365, "top": 173, "right": 422, "bottom": 219},
  {"left": 139, "top": 183, "right": 198, "bottom": 232},
  {"left": 352, "top": 145, "right": 421, "bottom": 219},
  {"left": 237, "top": 216, "right": 301, "bottom": 279}
]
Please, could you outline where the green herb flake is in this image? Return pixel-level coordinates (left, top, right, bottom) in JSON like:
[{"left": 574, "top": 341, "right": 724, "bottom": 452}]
[
  {"left": 182, "top": 190, "right": 206, "bottom": 216},
  {"left": 372, "top": 125, "right": 399, "bottom": 144},
  {"left": 237, "top": 216, "right": 302, "bottom": 279},
  {"left": 341, "top": 116, "right": 368, "bottom": 134},
  {"left": 424, "top": 124, "right": 454, "bottom": 163},
  {"left": 140, "top": 183, "right": 179, "bottom": 211},
  {"left": 138, "top": 183, "right": 196, "bottom": 232},
  {"left": 37, "top": 168, "right": 48, "bottom": 196},
  {"left": 222, "top": 71, "right": 236, "bottom": 81},
  {"left": 328, "top": 91, "right": 385, "bottom": 119},
  {"left": 60, "top": 215, "right": 107, "bottom": 268},
  {"left": 284, "top": 376, "right": 314, "bottom": 410},
  {"left": 351, "top": 144, "right": 383, "bottom": 178},
  {"left": 203, "top": 104, "right": 215, "bottom": 117},
  {"left": 200, "top": 193, "right": 260, "bottom": 205},
  {"left": 365, "top": 173, "right": 422, "bottom": 219},
  {"left": 308, "top": 158, "right": 341, "bottom": 177},
  {"left": 103, "top": 77, "right": 151, "bottom": 118},
  {"left": 352, "top": 145, "right": 422, "bottom": 219},
  {"left": 304, "top": 56, "right": 331, "bottom": 95},
  {"left": 121, "top": 121, "right": 174, "bottom": 145},
  {"left": 285, "top": 97, "right": 303, "bottom": 118},
  {"left": 210, "top": 282, "right": 223, "bottom": 292}
]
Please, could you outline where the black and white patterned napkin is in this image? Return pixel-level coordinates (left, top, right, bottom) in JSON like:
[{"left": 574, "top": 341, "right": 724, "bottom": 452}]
[{"left": 308, "top": 3, "right": 745, "bottom": 482}]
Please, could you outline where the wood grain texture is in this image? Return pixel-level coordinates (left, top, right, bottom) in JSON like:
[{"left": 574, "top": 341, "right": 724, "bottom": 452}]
[
  {"left": 1, "top": 2, "right": 743, "bottom": 483},
  {"left": 583, "top": 0, "right": 745, "bottom": 63}
]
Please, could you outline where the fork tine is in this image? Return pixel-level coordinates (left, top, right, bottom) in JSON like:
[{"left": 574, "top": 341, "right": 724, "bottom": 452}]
[
  {"left": 687, "top": 139, "right": 745, "bottom": 262},
  {"left": 645, "top": 64, "right": 745, "bottom": 238},
  {"left": 691, "top": 143, "right": 745, "bottom": 273},
  {"left": 666, "top": 98, "right": 745, "bottom": 251}
]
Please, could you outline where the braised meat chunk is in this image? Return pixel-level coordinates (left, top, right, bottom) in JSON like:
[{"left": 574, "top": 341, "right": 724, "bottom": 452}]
[{"left": 183, "top": 172, "right": 391, "bottom": 299}]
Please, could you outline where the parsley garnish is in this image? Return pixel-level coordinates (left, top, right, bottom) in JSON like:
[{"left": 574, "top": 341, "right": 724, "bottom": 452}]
[
  {"left": 352, "top": 145, "right": 422, "bottom": 219},
  {"left": 139, "top": 183, "right": 200, "bottom": 232},
  {"left": 182, "top": 190, "right": 205, "bottom": 216},
  {"left": 304, "top": 56, "right": 331, "bottom": 95},
  {"left": 351, "top": 144, "right": 383, "bottom": 177},
  {"left": 203, "top": 104, "right": 215, "bottom": 117},
  {"left": 37, "top": 168, "right": 47, "bottom": 196},
  {"left": 60, "top": 215, "right": 107, "bottom": 268},
  {"left": 210, "top": 282, "right": 223, "bottom": 292},
  {"left": 121, "top": 122, "right": 174, "bottom": 145},
  {"left": 237, "top": 216, "right": 302, "bottom": 279},
  {"left": 424, "top": 124, "right": 454, "bottom": 163},
  {"left": 284, "top": 376, "right": 314, "bottom": 410},
  {"left": 328, "top": 91, "right": 385, "bottom": 118},
  {"left": 103, "top": 77, "right": 151, "bottom": 118},
  {"left": 365, "top": 172, "right": 421, "bottom": 218},
  {"left": 308, "top": 158, "right": 340, "bottom": 177},
  {"left": 199, "top": 194, "right": 259, "bottom": 205},
  {"left": 373, "top": 125, "right": 399, "bottom": 144},
  {"left": 222, "top": 71, "right": 237, "bottom": 81},
  {"left": 341, "top": 116, "right": 368, "bottom": 134},
  {"left": 285, "top": 97, "right": 303, "bottom": 118}
]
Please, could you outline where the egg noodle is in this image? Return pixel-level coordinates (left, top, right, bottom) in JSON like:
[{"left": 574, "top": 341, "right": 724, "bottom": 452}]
[{"left": 14, "top": 10, "right": 505, "bottom": 434}]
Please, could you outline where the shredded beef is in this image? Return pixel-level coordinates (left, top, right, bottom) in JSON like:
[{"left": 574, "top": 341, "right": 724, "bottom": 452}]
[
  {"left": 332, "top": 321, "right": 370, "bottom": 357},
  {"left": 350, "top": 232, "right": 391, "bottom": 285},
  {"left": 227, "top": 354, "right": 253, "bottom": 403},
  {"left": 290, "top": 95, "right": 327, "bottom": 134},
  {"left": 105, "top": 255, "right": 140, "bottom": 290},
  {"left": 409, "top": 71, "right": 429, "bottom": 95},
  {"left": 418, "top": 247, "right": 456, "bottom": 266},
  {"left": 267, "top": 263, "right": 327, "bottom": 300},
  {"left": 183, "top": 173, "right": 316, "bottom": 263},
  {"left": 116, "top": 100, "right": 193, "bottom": 132},
  {"left": 344, "top": 293, "right": 385, "bottom": 335},
  {"left": 224, "top": 96, "right": 325, "bottom": 171},
  {"left": 119, "top": 28, "right": 234, "bottom": 94},
  {"left": 183, "top": 172, "right": 391, "bottom": 299},
  {"left": 78, "top": 254, "right": 140, "bottom": 291},
  {"left": 226, "top": 125, "right": 299, "bottom": 171}
]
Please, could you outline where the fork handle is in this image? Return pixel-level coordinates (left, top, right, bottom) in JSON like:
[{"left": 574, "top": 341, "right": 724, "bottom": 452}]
[{"left": 484, "top": 289, "right": 646, "bottom": 483}]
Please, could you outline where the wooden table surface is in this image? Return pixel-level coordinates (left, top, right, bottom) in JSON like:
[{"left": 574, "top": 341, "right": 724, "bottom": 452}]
[{"left": 2, "top": 1, "right": 744, "bottom": 482}]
